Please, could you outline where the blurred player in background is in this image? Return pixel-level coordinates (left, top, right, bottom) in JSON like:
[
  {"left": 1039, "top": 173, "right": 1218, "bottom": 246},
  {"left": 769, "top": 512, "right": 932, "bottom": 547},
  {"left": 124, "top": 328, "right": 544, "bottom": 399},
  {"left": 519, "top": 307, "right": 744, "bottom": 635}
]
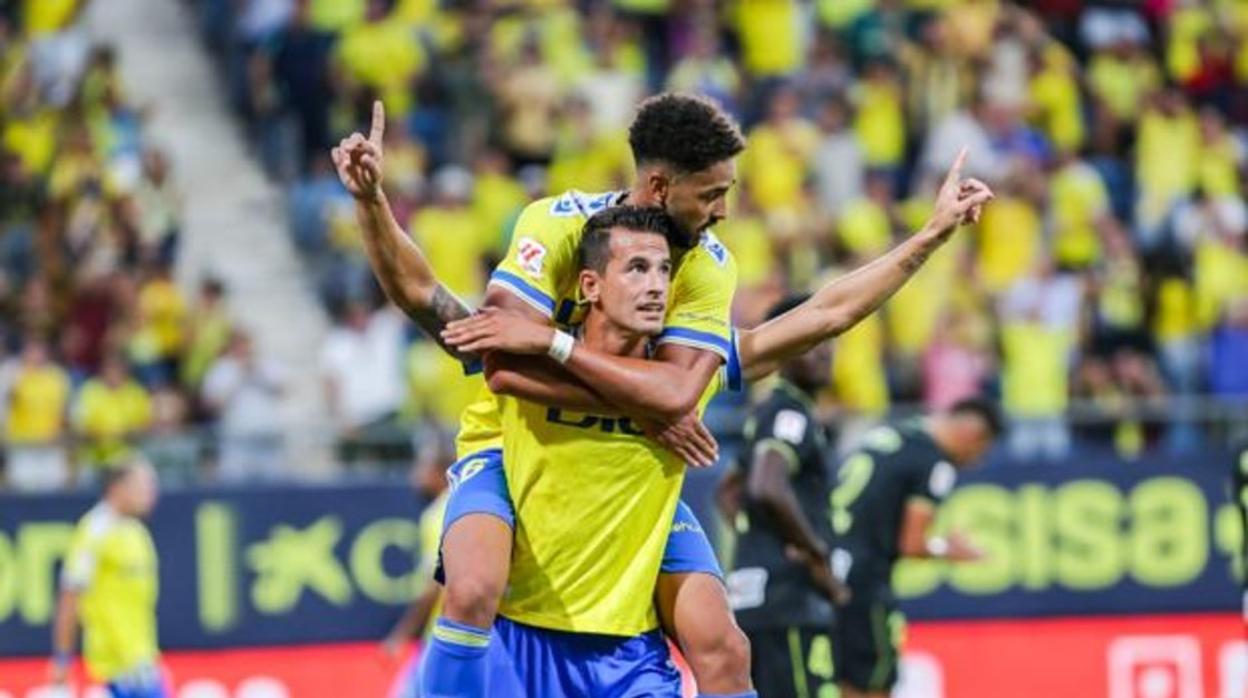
[
  {"left": 717, "top": 294, "right": 845, "bottom": 698},
  {"left": 829, "top": 399, "right": 1002, "bottom": 698},
  {"left": 51, "top": 458, "right": 165, "bottom": 698},
  {"left": 382, "top": 428, "right": 455, "bottom": 698}
]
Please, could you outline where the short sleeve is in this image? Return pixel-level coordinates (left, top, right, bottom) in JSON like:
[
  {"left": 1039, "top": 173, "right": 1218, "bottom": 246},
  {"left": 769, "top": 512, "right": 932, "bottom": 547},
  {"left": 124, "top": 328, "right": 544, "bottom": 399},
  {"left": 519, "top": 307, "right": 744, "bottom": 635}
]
[
  {"left": 912, "top": 458, "right": 957, "bottom": 506},
  {"left": 61, "top": 519, "right": 105, "bottom": 591},
  {"left": 656, "top": 233, "right": 738, "bottom": 361},
  {"left": 749, "top": 402, "right": 811, "bottom": 475},
  {"left": 488, "top": 196, "right": 580, "bottom": 318}
]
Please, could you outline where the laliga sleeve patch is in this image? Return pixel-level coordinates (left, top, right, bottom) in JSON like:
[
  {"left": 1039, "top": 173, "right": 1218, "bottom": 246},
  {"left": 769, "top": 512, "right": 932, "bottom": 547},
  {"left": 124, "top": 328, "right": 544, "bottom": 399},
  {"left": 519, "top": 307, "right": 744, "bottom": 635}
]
[
  {"left": 516, "top": 237, "right": 547, "bottom": 278},
  {"left": 773, "top": 409, "right": 809, "bottom": 445}
]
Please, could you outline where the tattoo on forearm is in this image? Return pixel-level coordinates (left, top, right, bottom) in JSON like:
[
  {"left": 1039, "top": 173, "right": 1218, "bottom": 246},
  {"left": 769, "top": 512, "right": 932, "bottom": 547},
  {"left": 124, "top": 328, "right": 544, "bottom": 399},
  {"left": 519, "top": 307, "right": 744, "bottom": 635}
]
[
  {"left": 899, "top": 245, "right": 934, "bottom": 274},
  {"left": 409, "top": 284, "right": 476, "bottom": 362}
]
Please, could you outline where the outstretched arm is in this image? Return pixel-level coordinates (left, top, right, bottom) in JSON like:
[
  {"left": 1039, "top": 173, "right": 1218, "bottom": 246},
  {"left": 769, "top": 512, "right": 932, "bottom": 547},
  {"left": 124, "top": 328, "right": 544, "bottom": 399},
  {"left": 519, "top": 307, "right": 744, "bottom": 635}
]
[
  {"left": 332, "top": 101, "right": 474, "bottom": 361},
  {"left": 738, "top": 148, "right": 994, "bottom": 381}
]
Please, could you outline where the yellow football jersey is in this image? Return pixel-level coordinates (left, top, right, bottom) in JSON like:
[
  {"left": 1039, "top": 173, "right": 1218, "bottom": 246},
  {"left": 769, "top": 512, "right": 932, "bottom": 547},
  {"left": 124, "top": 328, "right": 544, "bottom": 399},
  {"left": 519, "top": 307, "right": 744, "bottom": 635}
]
[
  {"left": 61, "top": 504, "right": 159, "bottom": 683},
  {"left": 454, "top": 189, "right": 739, "bottom": 458},
  {"left": 498, "top": 371, "right": 725, "bottom": 636}
]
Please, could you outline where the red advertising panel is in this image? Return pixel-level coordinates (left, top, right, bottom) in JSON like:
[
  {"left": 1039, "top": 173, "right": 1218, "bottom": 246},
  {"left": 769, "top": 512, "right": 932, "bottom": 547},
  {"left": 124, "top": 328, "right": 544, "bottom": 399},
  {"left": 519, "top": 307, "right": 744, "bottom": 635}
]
[{"left": 2, "top": 613, "right": 1240, "bottom": 698}]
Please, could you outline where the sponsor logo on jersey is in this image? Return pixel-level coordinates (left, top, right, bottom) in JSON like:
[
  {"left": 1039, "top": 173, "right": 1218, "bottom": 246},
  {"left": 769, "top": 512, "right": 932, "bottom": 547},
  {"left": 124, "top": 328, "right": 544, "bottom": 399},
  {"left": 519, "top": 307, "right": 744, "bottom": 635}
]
[{"left": 516, "top": 237, "right": 547, "bottom": 278}]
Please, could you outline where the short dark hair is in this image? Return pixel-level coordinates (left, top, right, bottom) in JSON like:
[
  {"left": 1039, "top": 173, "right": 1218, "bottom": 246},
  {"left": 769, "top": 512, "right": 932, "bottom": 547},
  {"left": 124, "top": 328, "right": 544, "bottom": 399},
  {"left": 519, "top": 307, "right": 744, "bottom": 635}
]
[
  {"left": 629, "top": 93, "right": 745, "bottom": 174},
  {"left": 949, "top": 397, "right": 1005, "bottom": 438},
  {"left": 101, "top": 459, "right": 147, "bottom": 494},
  {"left": 578, "top": 206, "right": 679, "bottom": 273},
  {"left": 765, "top": 294, "right": 811, "bottom": 322}
]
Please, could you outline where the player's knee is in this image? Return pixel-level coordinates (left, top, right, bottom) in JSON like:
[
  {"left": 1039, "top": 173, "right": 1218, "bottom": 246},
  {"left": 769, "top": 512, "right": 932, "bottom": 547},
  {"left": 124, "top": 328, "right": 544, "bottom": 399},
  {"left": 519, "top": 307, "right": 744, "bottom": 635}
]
[
  {"left": 688, "top": 623, "right": 751, "bottom": 684},
  {"left": 442, "top": 571, "right": 505, "bottom": 627}
]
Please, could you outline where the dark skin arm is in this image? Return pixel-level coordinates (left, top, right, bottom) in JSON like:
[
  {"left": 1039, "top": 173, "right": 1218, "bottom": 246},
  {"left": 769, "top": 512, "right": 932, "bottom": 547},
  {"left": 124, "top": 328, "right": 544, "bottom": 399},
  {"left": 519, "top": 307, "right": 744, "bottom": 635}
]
[
  {"left": 715, "top": 468, "right": 745, "bottom": 523},
  {"left": 749, "top": 445, "right": 850, "bottom": 604},
  {"left": 747, "top": 446, "right": 829, "bottom": 561},
  {"left": 897, "top": 500, "right": 982, "bottom": 561}
]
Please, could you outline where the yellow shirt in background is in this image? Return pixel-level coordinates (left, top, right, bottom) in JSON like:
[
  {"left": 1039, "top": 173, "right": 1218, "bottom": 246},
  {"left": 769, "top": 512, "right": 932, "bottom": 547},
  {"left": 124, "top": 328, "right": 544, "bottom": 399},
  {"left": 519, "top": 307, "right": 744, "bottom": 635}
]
[
  {"left": 410, "top": 206, "right": 491, "bottom": 300},
  {"left": 887, "top": 236, "right": 960, "bottom": 355},
  {"left": 61, "top": 504, "right": 159, "bottom": 683},
  {"left": 5, "top": 365, "right": 70, "bottom": 443},
  {"left": 337, "top": 19, "right": 425, "bottom": 117},
  {"left": 473, "top": 173, "right": 528, "bottom": 253},
  {"left": 407, "top": 342, "right": 485, "bottom": 426},
  {"left": 1136, "top": 108, "right": 1199, "bottom": 211},
  {"left": 547, "top": 133, "right": 632, "bottom": 196},
  {"left": 1051, "top": 162, "right": 1109, "bottom": 269},
  {"left": 855, "top": 80, "right": 906, "bottom": 168},
  {"left": 4, "top": 110, "right": 60, "bottom": 175},
  {"left": 310, "top": 0, "right": 365, "bottom": 31},
  {"left": 1088, "top": 52, "right": 1161, "bottom": 123},
  {"left": 715, "top": 213, "right": 774, "bottom": 288},
  {"left": 73, "top": 380, "right": 152, "bottom": 468},
  {"left": 1166, "top": 6, "right": 1212, "bottom": 82},
  {"left": 1001, "top": 322, "right": 1071, "bottom": 418},
  {"left": 833, "top": 313, "right": 889, "bottom": 415},
  {"left": 838, "top": 198, "right": 892, "bottom": 257},
  {"left": 741, "top": 120, "right": 819, "bottom": 213},
  {"left": 1153, "top": 277, "right": 1198, "bottom": 342},
  {"left": 138, "top": 279, "right": 188, "bottom": 359},
  {"left": 24, "top": 0, "right": 78, "bottom": 35},
  {"left": 977, "top": 196, "right": 1040, "bottom": 292},
  {"left": 1029, "top": 60, "right": 1084, "bottom": 153},
  {"left": 1199, "top": 136, "right": 1240, "bottom": 198},
  {"left": 735, "top": 0, "right": 802, "bottom": 77},
  {"left": 1194, "top": 237, "right": 1248, "bottom": 329}
]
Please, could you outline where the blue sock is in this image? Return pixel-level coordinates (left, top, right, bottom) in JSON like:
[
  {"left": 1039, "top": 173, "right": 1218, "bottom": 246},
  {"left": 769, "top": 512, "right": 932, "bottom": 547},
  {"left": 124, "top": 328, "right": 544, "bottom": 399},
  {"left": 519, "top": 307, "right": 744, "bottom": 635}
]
[
  {"left": 697, "top": 693, "right": 759, "bottom": 698},
  {"left": 420, "top": 618, "right": 492, "bottom": 698}
]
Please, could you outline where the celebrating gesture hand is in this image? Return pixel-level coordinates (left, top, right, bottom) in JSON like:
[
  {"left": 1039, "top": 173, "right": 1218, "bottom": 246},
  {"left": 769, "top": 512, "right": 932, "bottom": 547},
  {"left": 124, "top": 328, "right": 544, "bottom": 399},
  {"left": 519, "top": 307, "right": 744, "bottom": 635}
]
[
  {"left": 332, "top": 100, "right": 386, "bottom": 201},
  {"left": 926, "top": 147, "right": 994, "bottom": 237}
]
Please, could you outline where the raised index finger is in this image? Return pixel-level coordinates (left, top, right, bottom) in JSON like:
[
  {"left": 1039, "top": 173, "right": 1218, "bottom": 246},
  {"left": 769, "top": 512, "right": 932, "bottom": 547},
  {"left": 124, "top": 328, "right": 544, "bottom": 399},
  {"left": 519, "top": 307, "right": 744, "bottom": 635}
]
[
  {"left": 369, "top": 100, "right": 385, "bottom": 147},
  {"left": 944, "top": 146, "right": 969, "bottom": 190}
]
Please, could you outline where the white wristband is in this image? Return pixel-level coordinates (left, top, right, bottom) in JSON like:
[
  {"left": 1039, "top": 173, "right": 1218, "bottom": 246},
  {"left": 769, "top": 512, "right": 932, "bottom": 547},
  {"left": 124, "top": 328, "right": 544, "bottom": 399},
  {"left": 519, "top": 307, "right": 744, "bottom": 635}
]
[
  {"left": 925, "top": 536, "right": 949, "bottom": 558},
  {"left": 547, "top": 330, "right": 575, "bottom": 364}
]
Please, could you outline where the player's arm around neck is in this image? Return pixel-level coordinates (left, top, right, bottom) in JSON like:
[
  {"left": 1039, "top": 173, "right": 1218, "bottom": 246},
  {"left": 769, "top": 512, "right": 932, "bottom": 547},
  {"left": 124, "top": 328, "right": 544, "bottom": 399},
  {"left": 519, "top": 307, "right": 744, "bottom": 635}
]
[
  {"left": 561, "top": 341, "right": 721, "bottom": 424},
  {"left": 474, "top": 287, "right": 618, "bottom": 413}
]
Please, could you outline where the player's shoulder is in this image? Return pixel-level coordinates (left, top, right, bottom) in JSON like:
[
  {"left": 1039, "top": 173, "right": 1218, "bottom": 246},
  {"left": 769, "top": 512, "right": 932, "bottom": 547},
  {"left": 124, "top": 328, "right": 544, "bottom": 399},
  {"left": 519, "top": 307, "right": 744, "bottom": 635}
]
[
  {"left": 748, "top": 389, "right": 813, "bottom": 443},
  {"left": 74, "top": 503, "right": 119, "bottom": 545},
  {"left": 683, "top": 229, "right": 736, "bottom": 272},
  {"left": 532, "top": 189, "right": 623, "bottom": 221}
]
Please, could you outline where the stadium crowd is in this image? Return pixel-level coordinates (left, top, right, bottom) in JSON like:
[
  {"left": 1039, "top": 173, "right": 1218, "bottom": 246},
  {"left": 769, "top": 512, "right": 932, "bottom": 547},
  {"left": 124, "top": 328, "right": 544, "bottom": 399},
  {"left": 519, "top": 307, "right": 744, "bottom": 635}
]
[
  {"left": 3, "top": 0, "right": 1248, "bottom": 491},
  {"left": 0, "top": 0, "right": 283, "bottom": 491}
]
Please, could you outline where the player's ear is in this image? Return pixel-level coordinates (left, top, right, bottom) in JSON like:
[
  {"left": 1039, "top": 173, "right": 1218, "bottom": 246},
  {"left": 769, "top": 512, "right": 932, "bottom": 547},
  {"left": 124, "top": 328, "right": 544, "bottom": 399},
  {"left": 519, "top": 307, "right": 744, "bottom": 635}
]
[
  {"left": 580, "top": 269, "right": 601, "bottom": 303},
  {"left": 645, "top": 168, "right": 670, "bottom": 206}
]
